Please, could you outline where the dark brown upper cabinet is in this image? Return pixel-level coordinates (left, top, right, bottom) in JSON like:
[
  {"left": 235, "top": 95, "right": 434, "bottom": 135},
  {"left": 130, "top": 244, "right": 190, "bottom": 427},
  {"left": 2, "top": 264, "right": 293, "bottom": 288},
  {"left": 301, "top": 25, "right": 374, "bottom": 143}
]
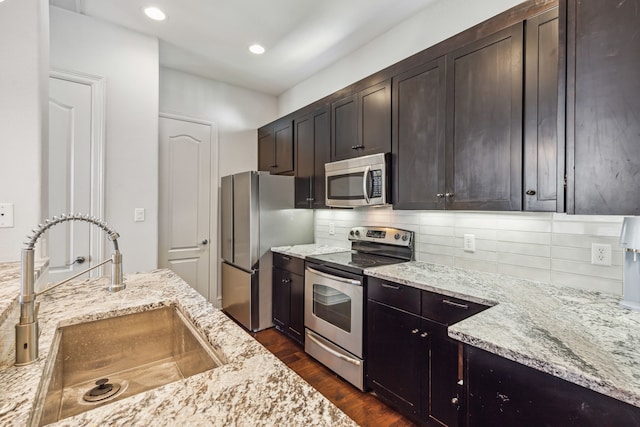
[
  {"left": 524, "top": 7, "right": 559, "bottom": 212},
  {"left": 392, "top": 57, "right": 447, "bottom": 210},
  {"left": 294, "top": 106, "right": 330, "bottom": 209},
  {"left": 445, "top": 23, "right": 524, "bottom": 211},
  {"left": 331, "top": 80, "right": 391, "bottom": 161},
  {"left": 565, "top": 0, "right": 640, "bottom": 215},
  {"left": 258, "top": 118, "right": 294, "bottom": 175}
]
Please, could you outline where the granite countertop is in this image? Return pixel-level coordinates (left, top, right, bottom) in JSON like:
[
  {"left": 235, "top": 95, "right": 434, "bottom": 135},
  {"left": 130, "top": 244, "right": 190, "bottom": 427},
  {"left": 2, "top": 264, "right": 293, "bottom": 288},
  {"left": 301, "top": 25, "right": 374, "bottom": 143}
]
[
  {"left": 0, "top": 268, "right": 356, "bottom": 426},
  {"left": 271, "top": 244, "right": 350, "bottom": 259},
  {"left": 365, "top": 261, "right": 640, "bottom": 408}
]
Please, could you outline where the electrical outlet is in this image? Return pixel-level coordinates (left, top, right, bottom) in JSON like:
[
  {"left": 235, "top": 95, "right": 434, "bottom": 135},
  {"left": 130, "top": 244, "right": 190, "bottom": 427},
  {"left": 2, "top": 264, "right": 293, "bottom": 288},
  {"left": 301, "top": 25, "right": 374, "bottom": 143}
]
[
  {"left": 329, "top": 222, "right": 335, "bottom": 235},
  {"left": 134, "top": 208, "right": 145, "bottom": 222},
  {"left": 463, "top": 234, "right": 475, "bottom": 253},
  {"left": 0, "top": 203, "right": 14, "bottom": 228},
  {"left": 591, "top": 243, "right": 612, "bottom": 266}
]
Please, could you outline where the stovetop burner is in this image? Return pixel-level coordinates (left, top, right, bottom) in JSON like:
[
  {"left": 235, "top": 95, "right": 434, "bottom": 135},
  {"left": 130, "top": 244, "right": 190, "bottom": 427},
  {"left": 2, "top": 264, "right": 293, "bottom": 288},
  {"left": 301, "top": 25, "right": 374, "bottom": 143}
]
[{"left": 306, "top": 226, "right": 414, "bottom": 275}]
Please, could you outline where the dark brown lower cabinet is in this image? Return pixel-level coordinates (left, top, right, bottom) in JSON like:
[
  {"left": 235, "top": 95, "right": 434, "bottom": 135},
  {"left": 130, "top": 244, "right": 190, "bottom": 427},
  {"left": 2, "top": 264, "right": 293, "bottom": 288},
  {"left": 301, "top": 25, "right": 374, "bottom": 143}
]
[
  {"left": 367, "top": 299, "right": 426, "bottom": 421},
  {"left": 466, "top": 346, "right": 640, "bottom": 426},
  {"left": 272, "top": 253, "right": 305, "bottom": 345},
  {"left": 367, "top": 278, "right": 481, "bottom": 426}
]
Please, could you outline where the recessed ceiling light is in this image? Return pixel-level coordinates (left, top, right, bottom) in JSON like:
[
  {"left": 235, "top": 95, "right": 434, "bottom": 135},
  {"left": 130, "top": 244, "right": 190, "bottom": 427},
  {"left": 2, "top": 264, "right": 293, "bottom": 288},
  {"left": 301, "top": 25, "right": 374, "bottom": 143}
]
[
  {"left": 144, "top": 6, "right": 166, "bottom": 21},
  {"left": 249, "top": 44, "right": 266, "bottom": 55}
]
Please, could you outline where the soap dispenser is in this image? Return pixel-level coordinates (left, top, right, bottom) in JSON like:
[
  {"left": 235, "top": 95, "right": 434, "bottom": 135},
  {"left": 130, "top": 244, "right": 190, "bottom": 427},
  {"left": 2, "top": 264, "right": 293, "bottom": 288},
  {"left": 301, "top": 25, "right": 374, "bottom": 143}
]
[{"left": 619, "top": 217, "right": 640, "bottom": 310}]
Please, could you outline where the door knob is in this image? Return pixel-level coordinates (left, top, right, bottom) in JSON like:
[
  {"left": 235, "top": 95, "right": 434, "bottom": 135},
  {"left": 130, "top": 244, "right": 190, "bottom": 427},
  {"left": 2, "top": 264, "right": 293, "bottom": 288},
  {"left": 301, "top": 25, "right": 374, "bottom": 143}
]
[
  {"left": 66, "top": 256, "right": 86, "bottom": 266},
  {"left": 201, "top": 239, "right": 208, "bottom": 245},
  {"left": 526, "top": 189, "right": 537, "bottom": 196}
]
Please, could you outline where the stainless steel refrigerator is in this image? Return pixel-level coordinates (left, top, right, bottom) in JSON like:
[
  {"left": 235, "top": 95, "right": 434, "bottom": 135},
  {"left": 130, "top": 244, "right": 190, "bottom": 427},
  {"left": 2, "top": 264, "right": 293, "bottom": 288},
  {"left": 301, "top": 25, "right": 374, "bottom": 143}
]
[{"left": 221, "top": 171, "right": 314, "bottom": 331}]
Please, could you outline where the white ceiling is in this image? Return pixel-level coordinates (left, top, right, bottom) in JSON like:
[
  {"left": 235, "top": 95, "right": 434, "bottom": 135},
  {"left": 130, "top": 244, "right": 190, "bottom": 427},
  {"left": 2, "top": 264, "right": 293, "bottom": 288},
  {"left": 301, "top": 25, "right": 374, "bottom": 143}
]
[{"left": 49, "top": 0, "right": 438, "bottom": 95}]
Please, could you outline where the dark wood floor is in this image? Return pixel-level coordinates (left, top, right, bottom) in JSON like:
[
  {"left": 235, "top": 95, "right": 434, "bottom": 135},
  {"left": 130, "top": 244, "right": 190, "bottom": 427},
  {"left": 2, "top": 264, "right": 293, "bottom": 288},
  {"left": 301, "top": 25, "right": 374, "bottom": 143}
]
[{"left": 252, "top": 327, "right": 416, "bottom": 427}]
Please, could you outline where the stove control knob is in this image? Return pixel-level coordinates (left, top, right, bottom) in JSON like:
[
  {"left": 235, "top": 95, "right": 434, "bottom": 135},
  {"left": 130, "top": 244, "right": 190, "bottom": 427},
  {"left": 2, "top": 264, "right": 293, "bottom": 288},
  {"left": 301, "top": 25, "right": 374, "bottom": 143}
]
[
  {"left": 349, "top": 230, "right": 355, "bottom": 237},
  {"left": 355, "top": 230, "right": 360, "bottom": 237},
  {"left": 402, "top": 234, "right": 409, "bottom": 241},
  {"left": 394, "top": 233, "right": 400, "bottom": 240}
]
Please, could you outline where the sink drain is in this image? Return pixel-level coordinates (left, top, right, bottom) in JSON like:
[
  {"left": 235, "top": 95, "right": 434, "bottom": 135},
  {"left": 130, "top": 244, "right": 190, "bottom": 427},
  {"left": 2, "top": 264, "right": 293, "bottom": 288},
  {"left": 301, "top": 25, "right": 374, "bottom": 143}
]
[{"left": 83, "top": 378, "right": 121, "bottom": 403}]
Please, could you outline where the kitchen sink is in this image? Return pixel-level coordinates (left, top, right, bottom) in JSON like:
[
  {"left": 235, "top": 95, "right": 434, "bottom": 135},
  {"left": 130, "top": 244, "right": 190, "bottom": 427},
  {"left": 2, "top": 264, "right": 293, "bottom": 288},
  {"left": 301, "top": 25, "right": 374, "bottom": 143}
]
[{"left": 34, "top": 305, "right": 225, "bottom": 425}]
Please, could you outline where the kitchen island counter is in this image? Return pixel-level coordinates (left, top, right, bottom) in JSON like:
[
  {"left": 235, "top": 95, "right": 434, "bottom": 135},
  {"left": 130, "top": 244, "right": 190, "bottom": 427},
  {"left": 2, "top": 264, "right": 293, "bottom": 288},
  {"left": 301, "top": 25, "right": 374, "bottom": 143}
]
[
  {"left": 0, "top": 268, "right": 356, "bottom": 426},
  {"left": 365, "top": 261, "right": 640, "bottom": 408}
]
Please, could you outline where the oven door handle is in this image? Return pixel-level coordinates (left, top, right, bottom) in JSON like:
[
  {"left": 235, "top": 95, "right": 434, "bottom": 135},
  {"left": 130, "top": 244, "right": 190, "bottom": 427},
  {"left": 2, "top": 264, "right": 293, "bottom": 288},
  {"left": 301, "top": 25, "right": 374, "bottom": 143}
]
[
  {"left": 306, "top": 266, "right": 361, "bottom": 286},
  {"left": 307, "top": 332, "right": 362, "bottom": 366},
  {"left": 362, "top": 165, "right": 371, "bottom": 204}
]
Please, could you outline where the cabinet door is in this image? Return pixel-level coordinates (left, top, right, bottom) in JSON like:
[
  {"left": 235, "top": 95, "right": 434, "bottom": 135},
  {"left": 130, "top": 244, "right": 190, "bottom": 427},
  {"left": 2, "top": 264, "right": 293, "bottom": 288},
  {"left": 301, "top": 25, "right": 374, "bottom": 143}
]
[
  {"left": 288, "top": 272, "right": 304, "bottom": 343},
  {"left": 331, "top": 94, "right": 358, "bottom": 161},
  {"left": 272, "top": 267, "right": 290, "bottom": 329},
  {"left": 294, "top": 114, "right": 314, "bottom": 208},
  {"left": 367, "top": 299, "right": 424, "bottom": 418},
  {"left": 313, "top": 107, "right": 330, "bottom": 209},
  {"left": 524, "top": 7, "right": 559, "bottom": 212},
  {"left": 273, "top": 120, "right": 294, "bottom": 174},
  {"left": 566, "top": 0, "right": 640, "bottom": 215},
  {"left": 258, "top": 127, "right": 275, "bottom": 172},
  {"left": 294, "top": 107, "right": 330, "bottom": 209},
  {"left": 392, "top": 57, "right": 446, "bottom": 209},
  {"left": 445, "top": 24, "right": 524, "bottom": 211},
  {"left": 359, "top": 80, "right": 391, "bottom": 157},
  {"left": 332, "top": 80, "right": 391, "bottom": 161},
  {"left": 427, "top": 320, "right": 461, "bottom": 427},
  {"left": 466, "top": 346, "right": 640, "bottom": 426}
]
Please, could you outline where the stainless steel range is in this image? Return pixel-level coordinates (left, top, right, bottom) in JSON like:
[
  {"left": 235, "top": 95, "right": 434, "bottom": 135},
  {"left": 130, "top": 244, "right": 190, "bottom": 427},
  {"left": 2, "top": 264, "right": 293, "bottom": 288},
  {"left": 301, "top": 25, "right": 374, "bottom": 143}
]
[{"left": 304, "top": 226, "right": 414, "bottom": 391}]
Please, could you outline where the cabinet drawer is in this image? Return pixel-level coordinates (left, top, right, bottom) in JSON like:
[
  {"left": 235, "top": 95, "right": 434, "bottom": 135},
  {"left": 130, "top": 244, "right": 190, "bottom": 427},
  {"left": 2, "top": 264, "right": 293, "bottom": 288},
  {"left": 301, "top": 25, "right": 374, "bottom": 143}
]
[
  {"left": 273, "top": 252, "right": 304, "bottom": 275},
  {"left": 367, "top": 277, "right": 420, "bottom": 315},
  {"left": 421, "top": 290, "right": 489, "bottom": 325}
]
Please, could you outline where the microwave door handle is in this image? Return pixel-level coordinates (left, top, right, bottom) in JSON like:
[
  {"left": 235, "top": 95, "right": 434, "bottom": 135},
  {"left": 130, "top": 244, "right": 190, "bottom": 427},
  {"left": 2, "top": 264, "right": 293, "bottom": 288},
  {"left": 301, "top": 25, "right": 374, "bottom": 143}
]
[{"left": 362, "top": 165, "right": 371, "bottom": 204}]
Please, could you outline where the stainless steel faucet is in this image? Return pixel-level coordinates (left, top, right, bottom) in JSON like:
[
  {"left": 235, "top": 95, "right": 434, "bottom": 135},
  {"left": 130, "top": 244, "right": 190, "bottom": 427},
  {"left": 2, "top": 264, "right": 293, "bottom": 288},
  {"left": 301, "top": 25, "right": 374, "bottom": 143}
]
[{"left": 15, "top": 213, "right": 125, "bottom": 366}]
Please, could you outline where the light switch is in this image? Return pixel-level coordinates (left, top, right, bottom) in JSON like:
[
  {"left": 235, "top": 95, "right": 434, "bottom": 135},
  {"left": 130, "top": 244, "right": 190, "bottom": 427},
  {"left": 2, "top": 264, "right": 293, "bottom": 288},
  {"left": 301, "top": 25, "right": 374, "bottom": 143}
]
[
  {"left": 134, "top": 208, "right": 145, "bottom": 222},
  {"left": 0, "top": 203, "right": 14, "bottom": 228}
]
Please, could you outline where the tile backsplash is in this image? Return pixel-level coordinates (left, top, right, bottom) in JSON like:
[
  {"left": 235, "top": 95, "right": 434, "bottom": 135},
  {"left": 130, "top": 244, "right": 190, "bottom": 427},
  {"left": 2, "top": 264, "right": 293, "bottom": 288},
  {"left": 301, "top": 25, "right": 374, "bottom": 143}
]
[{"left": 314, "top": 209, "right": 625, "bottom": 296}]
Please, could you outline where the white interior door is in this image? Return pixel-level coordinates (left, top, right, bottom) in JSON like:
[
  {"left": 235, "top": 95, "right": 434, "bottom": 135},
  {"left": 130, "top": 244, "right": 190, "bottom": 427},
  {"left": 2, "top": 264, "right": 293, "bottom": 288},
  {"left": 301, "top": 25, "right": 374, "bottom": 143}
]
[
  {"left": 159, "top": 115, "right": 215, "bottom": 299},
  {"left": 48, "top": 75, "right": 96, "bottom": 282}
]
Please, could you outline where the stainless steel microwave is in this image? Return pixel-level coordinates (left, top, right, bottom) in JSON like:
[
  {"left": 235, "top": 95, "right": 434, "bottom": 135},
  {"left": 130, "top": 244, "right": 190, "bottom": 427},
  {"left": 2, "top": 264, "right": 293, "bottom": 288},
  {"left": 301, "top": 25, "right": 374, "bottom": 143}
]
[{"left": 325, "top": 153, "right": 389, "bottom": 208}]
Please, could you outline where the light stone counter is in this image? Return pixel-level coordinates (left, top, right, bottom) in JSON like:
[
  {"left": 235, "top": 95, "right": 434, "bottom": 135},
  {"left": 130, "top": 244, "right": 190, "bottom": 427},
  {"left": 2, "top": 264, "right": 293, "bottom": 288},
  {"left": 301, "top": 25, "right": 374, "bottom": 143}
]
[
  {"left": 0, "top": 269, "right": 356, "bottom": 426},
  {"left": 365, "top": 261, "right": 640, "bottom": 408},
  {"left": 271, "top": 244, "right": 350, "bottom": 259}
]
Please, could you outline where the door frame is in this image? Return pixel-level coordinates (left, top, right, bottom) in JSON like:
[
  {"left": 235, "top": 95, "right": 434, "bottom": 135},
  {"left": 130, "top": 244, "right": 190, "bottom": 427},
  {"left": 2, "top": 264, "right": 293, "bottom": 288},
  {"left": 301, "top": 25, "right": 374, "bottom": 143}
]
[
  {"left": 158, "top": 112, "right": 219, "bottom": 305},
  {"left": 49, "top": 68, "right": 106, "bottom": 275}
]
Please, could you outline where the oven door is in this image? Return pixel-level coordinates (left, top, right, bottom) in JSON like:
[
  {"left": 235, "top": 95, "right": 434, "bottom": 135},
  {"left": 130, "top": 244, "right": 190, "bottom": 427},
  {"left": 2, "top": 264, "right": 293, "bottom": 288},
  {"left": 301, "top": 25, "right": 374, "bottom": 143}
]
[{"left": 304, "top": 264, "right": 363, "bottom": 357}]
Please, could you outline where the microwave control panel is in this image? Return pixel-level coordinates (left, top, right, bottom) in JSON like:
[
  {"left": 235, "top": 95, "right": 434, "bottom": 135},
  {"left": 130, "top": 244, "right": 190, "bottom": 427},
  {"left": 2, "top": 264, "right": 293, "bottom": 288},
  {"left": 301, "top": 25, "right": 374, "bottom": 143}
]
[{"left": 370, "top": 170, "right": 383, "bottom": 197}]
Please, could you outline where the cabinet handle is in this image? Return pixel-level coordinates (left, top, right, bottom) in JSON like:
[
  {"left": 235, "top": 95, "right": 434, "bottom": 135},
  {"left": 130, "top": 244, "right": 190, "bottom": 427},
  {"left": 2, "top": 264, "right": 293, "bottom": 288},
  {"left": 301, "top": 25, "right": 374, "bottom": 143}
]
[
  {"left": 281, "top": 278, "right": 290, "bottom": 284},
  {"left": 381, "top": 283, "right": 400, "bottom": 290},
  {"left": 442, "top": 299, "right": 469, "bottom": 310},
  {"left": 306, "top": 197, "right": 314, "bottom": 201},
  {"left": 445, "top": 193, "right": 455, "bottom": 198},
  {"left": 451, "top": 397, "right": 459, "bottom": 406},
  {"left": 281, "top": 255, "right": 291, "bottom": 261},
  {"left": 526, "top": 189, "right": 537, "bottom": 196},
  {"left": 270, "top": 164, "right": 277, "bottom": 168},
  {"left": 351, "top": 145, "right": 365, "bottom": 150},
  {"left": 436, "top": 193, "right": 445, "bottom": 198},
  {"left": 411, "top": 328, "right": 419, "bottom": 334},
  {"left": 420, "top": 332, "right": 428, "bottom": 338}
]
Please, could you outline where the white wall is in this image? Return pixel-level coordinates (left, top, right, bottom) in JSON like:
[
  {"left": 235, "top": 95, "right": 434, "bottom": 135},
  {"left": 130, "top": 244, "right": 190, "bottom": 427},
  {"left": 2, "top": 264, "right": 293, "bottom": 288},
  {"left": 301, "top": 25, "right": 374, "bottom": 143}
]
[
  {"left": 159, "top": 67, "right": 278, "bottom": 178},
  {"left": 279, "top": 0, "right": 526, "bottom": 114},
  {"left": 50, "top": 7, "right": 159, "bottom": 273},
  {"left": 0, "top": 0, "right": 49, "bottom": 262},
  {"left": 316, "top": 210, "right": 625, "bottom": 296}
]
